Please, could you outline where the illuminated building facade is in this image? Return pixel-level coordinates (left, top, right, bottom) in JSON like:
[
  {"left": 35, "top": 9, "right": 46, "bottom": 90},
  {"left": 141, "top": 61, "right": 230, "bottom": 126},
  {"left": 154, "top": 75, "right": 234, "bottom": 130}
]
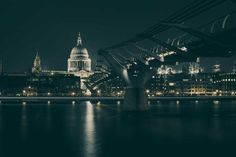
[
  {"left": 146, "top": 73, "right": 213, "bottom": 96},
  {"left": 67, "top": 33, "right": 93, "bottom": 78},
  {"left": 212, "top": 73, "right": 236, "bottom": 95},
  {"left": 27, "top": 33, "right": 94, "bottom": 93},
  {"left": 32, "top": 52, "right": 42, "bottom": 74}
]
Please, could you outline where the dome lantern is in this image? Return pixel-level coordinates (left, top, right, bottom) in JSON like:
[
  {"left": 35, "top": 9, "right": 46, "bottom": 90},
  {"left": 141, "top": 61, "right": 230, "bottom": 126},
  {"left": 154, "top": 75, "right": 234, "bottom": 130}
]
[{"left": 77, "top": 32, "right": 82, "bottom": 46}]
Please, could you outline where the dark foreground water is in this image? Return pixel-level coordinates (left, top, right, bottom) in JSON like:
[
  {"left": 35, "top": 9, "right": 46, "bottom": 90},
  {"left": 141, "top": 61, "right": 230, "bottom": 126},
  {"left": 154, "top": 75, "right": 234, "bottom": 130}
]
[{"left": 1, "top": 100, "right": 236, "bottom": 157}]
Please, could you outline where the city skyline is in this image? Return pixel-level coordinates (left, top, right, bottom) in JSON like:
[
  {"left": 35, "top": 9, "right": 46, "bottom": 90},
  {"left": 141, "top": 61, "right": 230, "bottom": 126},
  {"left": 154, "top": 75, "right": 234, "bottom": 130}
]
[
  {"left": 0, "top": 32, "right": 236, "bottom": 73},
  {"left": 0, "top": 0, "right": 236, "bottom": 72},
  {"left": 1, "top": 1, "right": 236, "bottom": 157}
]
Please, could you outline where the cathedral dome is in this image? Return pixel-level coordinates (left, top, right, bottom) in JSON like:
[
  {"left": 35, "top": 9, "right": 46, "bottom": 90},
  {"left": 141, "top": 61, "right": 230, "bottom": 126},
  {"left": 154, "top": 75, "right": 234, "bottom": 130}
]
[
  {"left": 70, "top": 33, "right": 89, "bottom": 59},
  {"left": 71, "top": 46, "right": 89, "bottom": 58},
  {"left": 67, "top": 33, "right": 92, "bottom": 74}
]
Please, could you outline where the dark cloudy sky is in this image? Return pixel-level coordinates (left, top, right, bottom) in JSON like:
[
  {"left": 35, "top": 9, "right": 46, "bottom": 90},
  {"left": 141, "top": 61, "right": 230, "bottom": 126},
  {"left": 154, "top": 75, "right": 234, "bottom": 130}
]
[{"left": 0, "top": 0, "right": 235, "bottom": 72}]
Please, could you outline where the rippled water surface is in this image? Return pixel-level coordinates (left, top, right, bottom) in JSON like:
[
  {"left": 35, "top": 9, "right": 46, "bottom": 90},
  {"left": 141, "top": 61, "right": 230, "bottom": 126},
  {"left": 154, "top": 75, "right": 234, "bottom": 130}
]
[{"left": 1, "top": 100, "right": 236, "bottom": 157}]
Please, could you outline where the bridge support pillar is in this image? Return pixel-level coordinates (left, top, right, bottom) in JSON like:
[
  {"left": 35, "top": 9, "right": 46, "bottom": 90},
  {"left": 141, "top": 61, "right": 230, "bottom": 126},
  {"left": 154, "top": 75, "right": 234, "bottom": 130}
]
[{"left": 123, "top": 87, "right": 149, "bottom": 111}]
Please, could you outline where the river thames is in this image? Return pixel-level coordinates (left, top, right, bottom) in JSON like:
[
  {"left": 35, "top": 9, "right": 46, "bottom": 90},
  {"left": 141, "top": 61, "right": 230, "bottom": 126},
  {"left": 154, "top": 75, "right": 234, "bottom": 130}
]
[{"left": 1, "top": 100, "right": 236, "bottom": 157}]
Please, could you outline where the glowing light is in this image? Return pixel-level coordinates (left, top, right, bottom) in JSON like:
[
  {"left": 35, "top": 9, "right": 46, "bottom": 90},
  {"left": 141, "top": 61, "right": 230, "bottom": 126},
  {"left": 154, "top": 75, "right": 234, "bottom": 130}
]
[
  {"left": 146, "top": 57, "right": 155, "bottom": 61},
  {"left": 85, "top": 89, "right": 92, "bottom": 96},
  {"left": 71, "top": 92, "right": 76, "bottom": 96},
  {"left": 212, "top": 92, "right": 217, "bottom": 96},
  {"left": 180, "top": 46, "right": 188, "bottom": 52},
  {"left": 156, "top": 92, "right": 163, "bottom": 96}
]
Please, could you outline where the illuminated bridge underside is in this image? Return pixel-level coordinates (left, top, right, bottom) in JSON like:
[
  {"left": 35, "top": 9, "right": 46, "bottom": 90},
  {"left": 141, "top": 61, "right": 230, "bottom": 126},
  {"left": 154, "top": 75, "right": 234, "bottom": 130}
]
[
  {"left": 99, "top": 51, "right": 153, "bottom": 111},
  {"left": 95, "top": 0, "right": 236, "bottom": 111},
  {"left": 100, "top": 34, "right": 235, "bottom": 111}
]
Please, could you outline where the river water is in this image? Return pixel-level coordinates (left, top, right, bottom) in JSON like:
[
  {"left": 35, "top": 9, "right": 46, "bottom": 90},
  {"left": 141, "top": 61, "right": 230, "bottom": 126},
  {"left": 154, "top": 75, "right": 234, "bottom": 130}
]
[{"left": 0, "top": 100, "right": 236, "bottom": 157}]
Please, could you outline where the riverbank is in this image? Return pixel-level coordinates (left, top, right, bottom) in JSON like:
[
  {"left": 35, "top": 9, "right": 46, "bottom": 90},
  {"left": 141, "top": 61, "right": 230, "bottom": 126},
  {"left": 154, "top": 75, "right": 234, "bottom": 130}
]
[{"left": 1, "top": 96, "right": 236, "bottom": 101}]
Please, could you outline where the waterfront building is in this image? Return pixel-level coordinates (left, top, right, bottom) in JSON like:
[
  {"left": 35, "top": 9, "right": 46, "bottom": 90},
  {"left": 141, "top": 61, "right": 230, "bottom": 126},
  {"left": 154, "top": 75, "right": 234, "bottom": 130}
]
[
  {"left": 188, "top": 62, "right": 203, "bottom": 75},
  {"left": 28, "top": 33, "right": 93, "bottom": 94},
  {"left": 146, "top": 73, "right": 213, "bottom": 96},
  {"left": 180, "top": 73, "right": 213, "bottom": 96},
  {"left": 0, "top": 73, "right": 81, "bottom": 96},
  {"left": 67, "top": 33, "right": 93, "bottom": 78},
  {"left": 157, "top": 65, "right": 173, "bottom": 75},
  {"left": 0, "top": 73, "right": 28, "bottom": 96},
  {"left": 212, "top": 73, "right": 236, "bottom": 95},
  {"left": 146, "top": 75, "right": 165, "bottom": 96},
  {"left": 67, "top": 33, "right": 93, "bottom": 94}
]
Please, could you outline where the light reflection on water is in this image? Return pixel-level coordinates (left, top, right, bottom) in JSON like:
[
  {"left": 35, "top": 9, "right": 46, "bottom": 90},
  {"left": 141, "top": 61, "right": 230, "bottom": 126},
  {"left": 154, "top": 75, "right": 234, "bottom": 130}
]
[
  {"left": 1, "top": 100, "right": 236, "bottom": 157},
  {"left": 176, "top": 101, "right": 180, "bottom": 113},
  {"left": 84, "top": 101, "right": 96, "bottom": 157},
  {"left": 20, "top": 105, "right": 27, "bottom": 140},
  {"left": 45, "top": 104, "right": 52, "bottom": 131}
]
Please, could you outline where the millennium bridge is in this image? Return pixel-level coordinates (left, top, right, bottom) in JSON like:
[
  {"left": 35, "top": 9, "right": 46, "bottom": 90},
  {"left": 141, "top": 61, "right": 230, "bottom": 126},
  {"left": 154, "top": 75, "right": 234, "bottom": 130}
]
[{"left": 84, "top": 0, "right": 236, "bottom": 111}]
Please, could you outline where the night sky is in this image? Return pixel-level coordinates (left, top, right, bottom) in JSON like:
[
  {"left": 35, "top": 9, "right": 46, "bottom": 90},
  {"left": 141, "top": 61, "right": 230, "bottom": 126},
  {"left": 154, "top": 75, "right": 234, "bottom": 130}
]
[{"left": 0, "top": 0, "right": 236, "bottom": 72}]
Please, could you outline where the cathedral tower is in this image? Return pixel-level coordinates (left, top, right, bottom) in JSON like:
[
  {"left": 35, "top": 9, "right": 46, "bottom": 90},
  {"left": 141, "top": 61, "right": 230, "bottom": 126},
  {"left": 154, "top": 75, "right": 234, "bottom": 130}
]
[{"left": 32, "top": 52, "right": 42, "bottom": 74}]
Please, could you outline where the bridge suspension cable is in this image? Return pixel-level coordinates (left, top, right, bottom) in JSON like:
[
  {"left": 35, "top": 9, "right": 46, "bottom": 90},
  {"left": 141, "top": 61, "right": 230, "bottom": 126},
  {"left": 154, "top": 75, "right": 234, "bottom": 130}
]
[{"left": 103, "top": 0, "right": 226, "bottom": 51}]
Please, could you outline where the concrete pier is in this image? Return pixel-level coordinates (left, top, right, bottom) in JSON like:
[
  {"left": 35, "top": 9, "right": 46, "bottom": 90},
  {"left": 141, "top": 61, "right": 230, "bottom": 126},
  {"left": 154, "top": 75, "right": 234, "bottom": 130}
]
[{"left": 123, "top": 87, "right": 149, "bottom": 111}]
